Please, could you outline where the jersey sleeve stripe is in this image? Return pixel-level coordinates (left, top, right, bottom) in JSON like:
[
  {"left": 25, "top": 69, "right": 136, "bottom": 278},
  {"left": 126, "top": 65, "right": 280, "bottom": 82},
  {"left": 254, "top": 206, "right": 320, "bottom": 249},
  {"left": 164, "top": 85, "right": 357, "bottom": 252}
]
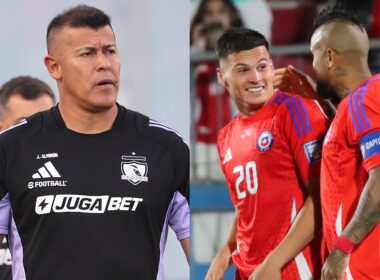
[
  {"left": 269, "top": 91, "right": 288, "bottom": 105},
  {"left": 289, "top": 100, "right": 307, "bottom": 135},
  {"left": 285, "top": 102, "right": 302, "bottom": 137},
  {"left": 148, "top": 119, "right": 188, "bottom": 146},
  {"left": 0, "top": 119, "right": 28, "bottom": 135},
  {"left": 348, "top": 89, "right": 363, "bottom": 134},
  {"left": 353, "top": 84, "right": 368, "bottom": 132},
  {"left": 294, "top": 98, "right": 312, "bottom": 133},
  {"left": 349, "top": 83, "right": 371, "bottom": 134},
  {"left": 359, "top": 83, "right": 371, "bottom": 129},
  {"left": 286, "top": 98, "right": 310, "bottom": 136}
]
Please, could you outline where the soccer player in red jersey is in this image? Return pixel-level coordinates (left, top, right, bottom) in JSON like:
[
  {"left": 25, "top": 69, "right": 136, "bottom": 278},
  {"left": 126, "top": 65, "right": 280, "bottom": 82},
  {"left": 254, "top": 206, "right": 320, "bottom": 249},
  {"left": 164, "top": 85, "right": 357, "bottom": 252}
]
[
  {"left": 309, "top": 6, "right": 380, "bottom": 280},
  {"left": 205, "top": 28, "right": 329, "bottom": 280}
]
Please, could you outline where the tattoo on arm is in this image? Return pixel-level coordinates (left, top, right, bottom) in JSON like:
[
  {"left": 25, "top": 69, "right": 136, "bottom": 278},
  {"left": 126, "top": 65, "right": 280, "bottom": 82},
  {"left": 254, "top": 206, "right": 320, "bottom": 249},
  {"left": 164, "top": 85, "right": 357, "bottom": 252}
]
[{"left": 343, "top": 177, "right": 380, "bottom": 243}]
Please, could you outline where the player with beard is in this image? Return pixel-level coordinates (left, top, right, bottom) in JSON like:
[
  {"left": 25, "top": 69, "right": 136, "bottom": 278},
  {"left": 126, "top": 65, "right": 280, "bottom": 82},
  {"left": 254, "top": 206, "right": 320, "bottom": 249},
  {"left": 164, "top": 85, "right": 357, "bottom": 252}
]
[
  {"left": 205, "top": 27, "right": 329, "bottom": 280},
  {"left": 275, "top": 5, "right": 380, "bottom": 279}
]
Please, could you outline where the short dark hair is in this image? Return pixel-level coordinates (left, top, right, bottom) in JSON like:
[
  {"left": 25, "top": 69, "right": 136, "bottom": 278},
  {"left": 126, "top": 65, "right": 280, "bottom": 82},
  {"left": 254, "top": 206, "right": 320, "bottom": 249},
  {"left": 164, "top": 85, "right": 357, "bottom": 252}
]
[
  {"left": 313, "top": 5, "right": 365, "bottom": 32},
  {"left": 0, "top": 76, "right": 55, "bottom": 109},
  {"left": 216, "top": 27, "right": 269, "bottom": 59},
  {"left": 47, "top": 5, "right": 112, "bottom": 51}
]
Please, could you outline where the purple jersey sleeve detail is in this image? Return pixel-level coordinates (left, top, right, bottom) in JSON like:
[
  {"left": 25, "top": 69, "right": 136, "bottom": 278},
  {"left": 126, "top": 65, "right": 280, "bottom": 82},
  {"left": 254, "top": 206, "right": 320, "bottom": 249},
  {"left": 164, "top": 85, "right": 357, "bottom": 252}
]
[
  {"left": 168, "top": 192, "right": 190, "bottom": 240},
  {"left": 0, "top": 194, "right": 11, "bottom": 235},
  {"left": 9, "top": 215, "right": 25, "bottom": 279},
  {"left": 156, "top": 191, "right": 190, "bottom": 280}
]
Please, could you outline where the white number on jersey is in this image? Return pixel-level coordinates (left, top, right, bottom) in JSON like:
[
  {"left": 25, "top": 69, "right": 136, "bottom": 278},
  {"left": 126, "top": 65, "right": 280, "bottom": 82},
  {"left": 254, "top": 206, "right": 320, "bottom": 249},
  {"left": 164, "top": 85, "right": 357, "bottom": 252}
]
[{"left": 233, "top": 161, "right": 258, "bottom": 200}]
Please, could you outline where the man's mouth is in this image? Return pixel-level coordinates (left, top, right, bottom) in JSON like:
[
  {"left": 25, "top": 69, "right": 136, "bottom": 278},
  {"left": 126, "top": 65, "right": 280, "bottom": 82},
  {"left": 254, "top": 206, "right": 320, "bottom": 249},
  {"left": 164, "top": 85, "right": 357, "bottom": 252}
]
[
  {"left": 96, "top": 79, "right": 116, "bottom": 87},
  {"left": 246, "top": 86, "right": 264, "bottom": 93}
]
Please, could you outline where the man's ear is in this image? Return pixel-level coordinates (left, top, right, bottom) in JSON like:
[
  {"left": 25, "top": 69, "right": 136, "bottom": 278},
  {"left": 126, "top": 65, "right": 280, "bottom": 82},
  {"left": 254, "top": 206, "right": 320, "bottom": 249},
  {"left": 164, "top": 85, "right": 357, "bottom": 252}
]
[
  {"left": 217, "top": 67, "right": 225, "bottom": 87},
  {"left": 44, "top": 55, "right": 62, "bottom": 80},
  {"left": 326, "top": 48, "right": 338, "bottom": 70},
  {"left": 270, "top": 58, "right": 274, "bottom": 71}
]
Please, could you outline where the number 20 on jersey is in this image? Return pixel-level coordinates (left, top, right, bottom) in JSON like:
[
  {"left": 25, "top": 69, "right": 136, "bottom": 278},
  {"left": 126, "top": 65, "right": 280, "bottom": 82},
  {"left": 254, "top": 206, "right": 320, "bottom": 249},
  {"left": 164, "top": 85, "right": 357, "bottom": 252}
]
[{"left": 233, "top": 161, "right": 258, "bottom": 200}]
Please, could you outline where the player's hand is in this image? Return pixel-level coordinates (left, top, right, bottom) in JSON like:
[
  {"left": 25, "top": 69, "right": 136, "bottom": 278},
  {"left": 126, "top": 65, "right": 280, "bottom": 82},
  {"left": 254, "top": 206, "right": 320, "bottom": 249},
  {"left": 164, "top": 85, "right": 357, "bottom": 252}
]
[
  {"left": 204, "top": 255, "right": 229, "bottom": 280},
  {"left": 321, "top": 249, "right": 350, "bottom": 280},
  {"left": 274, "top": 65, "right": 318, "bottom": 99},
  {"left": 248, "top": 257, "right": 281, "bottom": 280}
]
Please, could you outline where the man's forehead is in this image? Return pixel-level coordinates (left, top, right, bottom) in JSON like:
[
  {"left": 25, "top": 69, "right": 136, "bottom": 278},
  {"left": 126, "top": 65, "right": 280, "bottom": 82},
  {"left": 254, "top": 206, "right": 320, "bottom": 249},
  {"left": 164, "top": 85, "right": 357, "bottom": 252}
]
[
  {"left": 62, "top": 25, "right": 115, "bottom": 41},
  {"left": 226, "top": 47, "right": 269, "bottom": 65},
  {"left": 48, "top": 25, "right": 115, "bottom": 54}
]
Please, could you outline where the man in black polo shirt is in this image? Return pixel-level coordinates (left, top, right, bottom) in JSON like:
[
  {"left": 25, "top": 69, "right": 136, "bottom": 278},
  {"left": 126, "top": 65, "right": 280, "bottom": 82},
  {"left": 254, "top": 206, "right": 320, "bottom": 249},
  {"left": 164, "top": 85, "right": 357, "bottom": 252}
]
[{"left": 0, "top": 5, "right": 189, "bottom": 280}]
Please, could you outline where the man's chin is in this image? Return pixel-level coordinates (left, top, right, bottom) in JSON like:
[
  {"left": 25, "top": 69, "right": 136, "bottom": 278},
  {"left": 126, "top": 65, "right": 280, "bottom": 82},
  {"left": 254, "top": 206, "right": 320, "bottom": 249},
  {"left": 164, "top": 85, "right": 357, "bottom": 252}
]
[
  {"left": 316, "top": 81, "right": 339, "bottom": 101},
  {"left": 87, "top": 98, "right": 118, "bottom": 113}
]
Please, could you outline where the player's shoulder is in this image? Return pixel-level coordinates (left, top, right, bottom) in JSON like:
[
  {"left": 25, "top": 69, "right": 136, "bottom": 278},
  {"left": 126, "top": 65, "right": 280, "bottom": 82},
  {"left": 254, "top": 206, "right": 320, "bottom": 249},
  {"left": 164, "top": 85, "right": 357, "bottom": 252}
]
[
  {"left": 349, "top": 74, "right": 380, "bottom": 104},
  {"left": 271, "top": 91, "right": 325, "bottom": 119},
  {"left": 122, "top": 105, "right": 188, "bottom": 152},
  {"left": 271, "top": 91, "right": 318, "bottom": 111},
  {"left": 345, "top": 75, "right": 380, "bottom": 134},
  {"left": 217, "top": 115, "right": 239, "bottom": 145}
]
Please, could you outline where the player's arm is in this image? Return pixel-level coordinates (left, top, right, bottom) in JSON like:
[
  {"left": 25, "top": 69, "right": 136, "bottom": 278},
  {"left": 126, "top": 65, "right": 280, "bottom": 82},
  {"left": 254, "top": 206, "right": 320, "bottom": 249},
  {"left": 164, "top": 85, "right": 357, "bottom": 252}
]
[
  {"left": 180, "top": 237, "right": 190, "bottom": 264},
  {"left": 167, "top": 191, "right": 190, "bottom": 266},
  {"left": 321, "top": 165, "right": 380, "bottom": 279},
  {"left": 0, "top": 195, "right": 11, "bottom": 248},
  {"left": 205, "top": 207, "right": 238, "bottom": 280},
  {"left": 249, "top": 178, "right": 321, "bottom": 280}
]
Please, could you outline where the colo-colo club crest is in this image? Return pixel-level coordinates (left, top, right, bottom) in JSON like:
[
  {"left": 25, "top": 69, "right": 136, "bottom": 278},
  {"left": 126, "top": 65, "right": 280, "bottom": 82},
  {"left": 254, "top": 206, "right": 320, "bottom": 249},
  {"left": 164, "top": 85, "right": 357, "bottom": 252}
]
[{"left": 121, "top": 155, "right": 149, "bottom": 185}]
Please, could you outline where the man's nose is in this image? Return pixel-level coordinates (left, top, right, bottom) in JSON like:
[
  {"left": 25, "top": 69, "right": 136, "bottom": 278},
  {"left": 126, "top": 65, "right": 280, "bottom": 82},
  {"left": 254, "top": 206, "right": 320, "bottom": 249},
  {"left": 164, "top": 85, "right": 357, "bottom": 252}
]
[
  {"left": 96, "top": 53, "right": 111, "bottom": 70},
  {"left": 248, "top": 69, "right": 261, "bottom": 82}
]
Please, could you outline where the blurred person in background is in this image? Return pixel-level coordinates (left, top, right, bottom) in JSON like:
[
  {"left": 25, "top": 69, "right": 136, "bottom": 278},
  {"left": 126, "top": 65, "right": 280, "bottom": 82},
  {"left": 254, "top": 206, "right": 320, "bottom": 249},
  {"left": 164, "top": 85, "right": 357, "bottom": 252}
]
[
  {"left": 206, "top": 27, "right": 328, "bottom": 280},
  {"left": 0, "top": 76, "right": 55, "bottom": 280},
  {"left": 191, "top": 0, "right": 244, "bottom": 53}
]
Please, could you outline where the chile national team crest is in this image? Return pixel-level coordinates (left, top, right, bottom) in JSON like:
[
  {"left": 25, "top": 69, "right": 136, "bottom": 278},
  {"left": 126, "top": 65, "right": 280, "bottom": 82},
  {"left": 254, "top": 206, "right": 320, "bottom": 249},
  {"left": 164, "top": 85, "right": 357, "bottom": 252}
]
[
  {"left": 121, "top": 155, "right": 149, "bottom": 185},
  {"left": 257, "top": 130, "right": 274, "bottom": 151}
]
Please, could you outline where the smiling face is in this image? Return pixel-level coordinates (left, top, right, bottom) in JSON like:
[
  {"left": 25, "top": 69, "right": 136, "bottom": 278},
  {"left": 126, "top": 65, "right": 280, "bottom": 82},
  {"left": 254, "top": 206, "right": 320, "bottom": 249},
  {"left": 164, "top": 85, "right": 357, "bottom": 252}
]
[
  {"left": 45, "top": 25, "right": 120, "bottom": 113},
  {"left": 218, "top": 46, "right": 274, "bottom": 117}
]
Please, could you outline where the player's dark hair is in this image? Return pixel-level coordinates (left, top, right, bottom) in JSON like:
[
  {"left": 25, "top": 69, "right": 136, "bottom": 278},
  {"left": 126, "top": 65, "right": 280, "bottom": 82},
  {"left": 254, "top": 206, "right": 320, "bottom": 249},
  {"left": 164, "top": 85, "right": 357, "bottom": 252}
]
[
  {"left": 47, "top": 5, "right": 112, "bottom": 52},
  {"left": 313, "top": 5, "right": 365, "bottom": 32},
  {"left": 0, "top": 76, "right": 55, "bottom": 109},
  {"left": 216, "top": 27, "right": 269, "bottom": 59}
]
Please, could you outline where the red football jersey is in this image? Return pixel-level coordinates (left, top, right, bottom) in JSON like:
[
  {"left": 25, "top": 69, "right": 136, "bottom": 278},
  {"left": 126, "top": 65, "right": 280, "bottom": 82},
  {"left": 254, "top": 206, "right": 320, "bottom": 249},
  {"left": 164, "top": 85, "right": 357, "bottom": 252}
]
[
  {"left": 321, "top": 74, "right": 380, "bottom": 279},
  {"left": 217, "top": 91, "right": 328, "bottom": 279}
]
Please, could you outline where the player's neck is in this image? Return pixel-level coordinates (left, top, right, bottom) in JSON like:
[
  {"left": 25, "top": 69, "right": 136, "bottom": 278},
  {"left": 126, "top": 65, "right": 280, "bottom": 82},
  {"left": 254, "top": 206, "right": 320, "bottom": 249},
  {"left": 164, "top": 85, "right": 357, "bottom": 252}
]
[
  {"left": 338, "top": 68, "right": 372, "bottom": 99},
  {"left": 58, "top": 102, "right": 118, "bottom": 134}
]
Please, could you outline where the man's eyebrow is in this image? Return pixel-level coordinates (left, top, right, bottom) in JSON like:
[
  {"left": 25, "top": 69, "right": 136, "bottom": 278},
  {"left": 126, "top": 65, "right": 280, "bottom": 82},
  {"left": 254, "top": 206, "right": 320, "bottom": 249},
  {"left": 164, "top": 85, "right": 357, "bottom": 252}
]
[
  {"left": 257, "top": 58, "right": 269, "bottom": 63},
  {"left": 233, "top": 63, "right": 248, "bottom": 68},
  {"left": 104, "top": 44, "right": 116, "bottom": 48},
  {"left": 76, "top": 44, "right": 117, "bottom": 53}
]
